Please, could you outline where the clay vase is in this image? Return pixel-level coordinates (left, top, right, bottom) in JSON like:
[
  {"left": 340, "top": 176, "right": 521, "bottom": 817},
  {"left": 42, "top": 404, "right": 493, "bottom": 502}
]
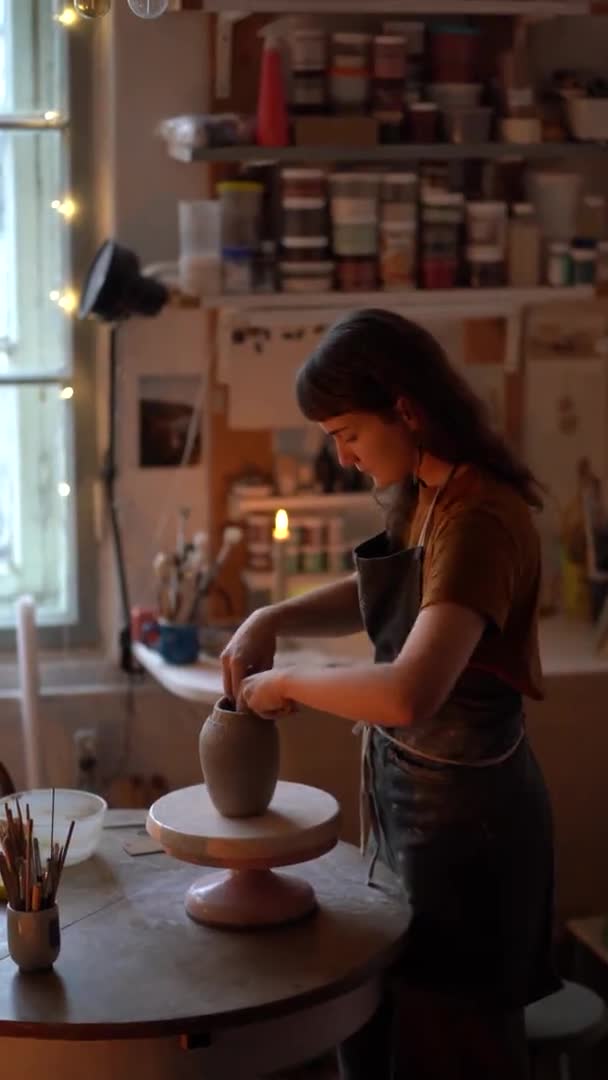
[{"left": 199, "top": 696, "right": 279, "bottom": 818}]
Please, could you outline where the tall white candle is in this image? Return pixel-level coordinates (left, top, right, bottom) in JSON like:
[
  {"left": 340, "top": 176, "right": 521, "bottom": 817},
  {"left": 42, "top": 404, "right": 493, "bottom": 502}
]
[
  {"left": 272, "top": 509, "right": 290, "bottom": 604},
  {"left": 15, "top": 595, "right": 45, "bottom": 789}
]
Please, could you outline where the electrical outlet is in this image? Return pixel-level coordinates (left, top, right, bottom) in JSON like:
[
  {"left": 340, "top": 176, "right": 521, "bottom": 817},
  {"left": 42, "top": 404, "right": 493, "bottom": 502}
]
[{"left": 73, "top": 728, "right": 99, "bottom": 789}]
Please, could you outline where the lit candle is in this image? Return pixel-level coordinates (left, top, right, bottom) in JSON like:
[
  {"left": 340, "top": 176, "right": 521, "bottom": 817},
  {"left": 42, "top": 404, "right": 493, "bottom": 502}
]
[{"left": 272, "top": 508, "right": 290, "bottom": 604}]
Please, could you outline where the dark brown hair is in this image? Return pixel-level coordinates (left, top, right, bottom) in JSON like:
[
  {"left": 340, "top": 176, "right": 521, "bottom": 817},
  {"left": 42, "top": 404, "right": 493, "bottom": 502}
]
[{"left": 296, "top": 309, "right": 543, "bottom": 521}]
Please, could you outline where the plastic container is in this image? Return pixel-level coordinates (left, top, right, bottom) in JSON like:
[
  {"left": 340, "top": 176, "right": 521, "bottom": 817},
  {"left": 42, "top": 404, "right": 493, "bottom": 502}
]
[
  {"left": 429, "top": 23, "right": 480, "bottom": 84},
  {"left": 178, "top": 199, "right": 221, "bottom": 297},
  {"left": 421, "top": 254, "right": 458, "bottom": 289},
  {"left": 380, "top": 222, "right": 417, "bottom": 289},
  {"left": 291, "top": 71, "right": 326, "bottom": 113},
  {"left": 282, "top": 236, "right": 330, "bottom": 261},
  {"left": 382, "top": 173, "right": 418, "bottom": 213},
  {"left": 217, "top": 180, "right": 263, "bottom": 249},
  {"left": 330, "top": 67, "right": 369, "bottom": 112},
  {"left": 291, "top": 28, "right": 326, "bottom": 71},
  {"left": 373, "top": 36, "right": 407, "bottom": 81},
  {"left": 570, "top": 247, "right": 596, "bottom": 285},
  {"left": 597, "top": 240, "right": 608, "bottom": 285},
  {"left": 408, "top": 102, "right": 438, "bottom": 142},
  {"left": 500, "top": 116, "right": 541, "bottom": 144},
  {"left": 282, "top": 198, "right": 327, "bottom": 236},
  {"left": 281, "top": 169, "right": 326, "bottom": 199},
  {"left": 467, "top": 245, "right": 505, "bottom": 287},
  {"left": 6, "top": 789, "right": 107, "bottom": 866},
  {"left": 579, "top": 195, "right": 606, "bottom": 243},
  {"left": 336, "top": 256, "right": 378, "bottom": 291},
  {"left": 528, "top": 171, "right": 583, "bottom": 242},
  {"left": 279, "top": 260, "right": 334, "bottom": 292},
  {"left": 546, "top": 241, "right": 571, "bottom": 287},
  {"left": 507, "top": 203, "right": 541, "bottom": 287},
  {"left": 222, "top": 247, "right": 254, "bottom": 293},
  {"left": 333, "top": 221, "right": 378, "bottom": 256},
  {"left": 427, "top": 83, "right": 482, "bottom": 109},
  {"left": 443, "top": 106, "right": 492, "bottom": 143},
  {"left": 466, "top": 201, "right": 506, "bottom": 247},
  {"left": 566, "top": 97, "right": 608, "bottom": 142},
  {"left": 257, "top": 34, "right": 289, "bottom": 146},
  {"left": 330, "top": 172, "right": 381, "bottom": 200}
]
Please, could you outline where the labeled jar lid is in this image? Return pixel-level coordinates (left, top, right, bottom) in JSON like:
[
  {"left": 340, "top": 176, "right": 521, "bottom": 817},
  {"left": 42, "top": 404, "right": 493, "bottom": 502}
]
[
  {"left": 332, "top": 32, "right": 371, "bottom": 44},
  {"left": 467, "top": 244, "right": 504, "bottom": 262},
  {"left": 282, "top": 197, "right": 326, "bottom": 209},
  {"left": 280, "top": 260, "right": 335, "bottom": 272},
  {"left": 282, "top": 236, "right": 329, "bottom": 248},
  {"left": 217, "top": 181, "right": 263, "bottom": 193},
  {"left": 281, "top": 168, "right": 326, "bottom": 180}
]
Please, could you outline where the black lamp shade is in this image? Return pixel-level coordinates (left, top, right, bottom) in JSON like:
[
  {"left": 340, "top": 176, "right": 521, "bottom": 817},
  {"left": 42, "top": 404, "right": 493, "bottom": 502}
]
[{"left": 79, "top": 240, "right": 169, "bottom": 322}]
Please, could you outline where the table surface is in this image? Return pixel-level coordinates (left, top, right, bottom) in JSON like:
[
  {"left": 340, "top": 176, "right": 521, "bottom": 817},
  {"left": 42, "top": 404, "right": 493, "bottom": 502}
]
[
  {"left": 134, "top": 615, "right": 608, "bottom": 707},
  {"left": 0, "top": 810, "right": 408, "bottom": 1041}
]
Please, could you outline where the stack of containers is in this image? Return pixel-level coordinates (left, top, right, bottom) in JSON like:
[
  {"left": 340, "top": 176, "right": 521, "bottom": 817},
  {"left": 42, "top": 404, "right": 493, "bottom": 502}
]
[
  {"left": 426, "top": 23, "right": 490, "bottom": 145},
  {"left": 279, "top": 168, "right": 333, "bottom": 292},
  {"left": 420, "top": 190, "right": 465, "bottom": 288},
  {"left": 380, "top": 173, "right": 418, "bottom": 290},
  {"left": 289, "top": 28, "right": 327, "bottom": 115},
  {"left": 382, "top": 20, "right": 425, "bottom": 106},
  {"left": 330, "top": 172, "right": 380, "bottom": 291},
  {"left": 371, "top": 35, "right": 407, "bottom": 144},
  {"left": 329, "top": 33, "right": 371, "bottom": 115},
  {"left": 218, "top": 180, "right": 264, "bottom": 294},
  {"left": 465, "top": 201, "right": 507, "bottom": 287}
]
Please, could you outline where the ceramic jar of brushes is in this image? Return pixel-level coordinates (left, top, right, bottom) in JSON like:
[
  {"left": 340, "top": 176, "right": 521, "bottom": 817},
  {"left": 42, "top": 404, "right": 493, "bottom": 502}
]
[
  {"left": 199, "top": 697, "right": 279, "bottom": 817},
  {"left": 7, "top": 903, "right": 61, "bottom": 973}
]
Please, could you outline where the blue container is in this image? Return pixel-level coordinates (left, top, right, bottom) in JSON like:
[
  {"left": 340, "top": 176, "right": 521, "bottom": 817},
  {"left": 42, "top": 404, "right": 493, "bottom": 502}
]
[{"left": 158, "top": 623, "right": 200, "bottom": 665}]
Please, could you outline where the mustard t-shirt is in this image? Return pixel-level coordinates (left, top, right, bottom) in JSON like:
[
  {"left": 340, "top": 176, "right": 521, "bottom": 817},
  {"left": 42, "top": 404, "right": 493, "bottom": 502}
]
[{"left": 408, "top": 466, "right": 543, "bottom": 700}]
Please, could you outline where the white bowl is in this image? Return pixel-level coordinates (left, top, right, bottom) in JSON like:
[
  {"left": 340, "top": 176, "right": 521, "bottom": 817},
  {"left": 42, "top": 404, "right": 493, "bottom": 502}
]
[{"left": 2, "top": 789, "right": 107, "bottom": 866}]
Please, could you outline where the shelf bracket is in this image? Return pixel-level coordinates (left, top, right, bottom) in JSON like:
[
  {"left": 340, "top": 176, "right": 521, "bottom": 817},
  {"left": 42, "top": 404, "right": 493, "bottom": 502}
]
[{"left": 215, "top": 11, "right": 249, "bottom": 100}]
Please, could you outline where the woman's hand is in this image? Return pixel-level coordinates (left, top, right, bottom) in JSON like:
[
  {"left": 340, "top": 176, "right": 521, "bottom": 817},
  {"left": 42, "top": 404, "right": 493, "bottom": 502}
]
[
  {"left": 238, "top": 668, "right": 296, "bottom": 719},
  {"left": 220, "top": 608, "right": 278, "bottom": 703}
]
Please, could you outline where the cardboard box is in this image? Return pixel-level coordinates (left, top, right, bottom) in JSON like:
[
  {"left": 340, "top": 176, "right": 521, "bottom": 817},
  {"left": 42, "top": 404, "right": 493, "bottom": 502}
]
[{"left": 293, "top": 116, "right": 378, "bottom": 147}]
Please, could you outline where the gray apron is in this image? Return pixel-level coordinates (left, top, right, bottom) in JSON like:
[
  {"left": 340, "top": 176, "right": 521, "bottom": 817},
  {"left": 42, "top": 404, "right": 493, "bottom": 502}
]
[{"left": 353, "top": 476, "right": 561, "bottom": 1009}]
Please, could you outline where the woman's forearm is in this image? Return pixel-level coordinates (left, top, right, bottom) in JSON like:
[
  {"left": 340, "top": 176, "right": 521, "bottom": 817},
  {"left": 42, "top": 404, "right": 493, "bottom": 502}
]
[
  {"left": 281, "top": 663, "right": 411, "bottom": 727},
  {"left": 263, "top": 574, "right": 363, "bottom": 638}
]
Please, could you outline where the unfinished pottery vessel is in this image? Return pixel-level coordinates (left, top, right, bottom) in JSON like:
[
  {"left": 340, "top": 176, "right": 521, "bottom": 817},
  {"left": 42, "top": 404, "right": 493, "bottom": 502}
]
[{"left": 199, "top": 696, "right": 279, "bottom": 818}]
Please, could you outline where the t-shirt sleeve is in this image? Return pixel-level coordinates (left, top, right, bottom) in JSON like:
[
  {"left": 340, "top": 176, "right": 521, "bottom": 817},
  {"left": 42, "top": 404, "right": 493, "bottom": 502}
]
[{"left": 421, "top": 507, "right": 518, "bottom": 631}]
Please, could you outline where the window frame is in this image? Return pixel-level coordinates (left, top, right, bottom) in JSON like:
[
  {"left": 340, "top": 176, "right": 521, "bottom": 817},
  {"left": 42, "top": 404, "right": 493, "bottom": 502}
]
[{"left": 0, "top": 7, "right": 99, "bottom": 648}]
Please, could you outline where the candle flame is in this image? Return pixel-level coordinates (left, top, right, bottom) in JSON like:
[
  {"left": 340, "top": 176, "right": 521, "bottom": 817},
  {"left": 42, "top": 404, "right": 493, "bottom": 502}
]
[{"left": 273, "top": 508, "right": 289, "bottom": 541}]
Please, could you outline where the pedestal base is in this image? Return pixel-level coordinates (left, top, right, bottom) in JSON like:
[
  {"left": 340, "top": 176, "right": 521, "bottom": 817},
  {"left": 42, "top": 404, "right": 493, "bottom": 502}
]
[{"left": 185, "top": 869, "right": 317, "bottom": 929}]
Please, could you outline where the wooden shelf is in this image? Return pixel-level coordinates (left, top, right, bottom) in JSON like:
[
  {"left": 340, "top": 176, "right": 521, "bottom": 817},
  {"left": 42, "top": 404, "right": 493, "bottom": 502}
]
[
  {"left": 202, "top": 0, "right": 588, "bottom": 13},
  {"left": 168, "top": 141, "right": 606, "bottom": 165},
  {"left": 203, "top": 285, "right": 595, "bottom": 313},
  {"left": 229, "top": 490, "right": 375, "bottom": 515}
]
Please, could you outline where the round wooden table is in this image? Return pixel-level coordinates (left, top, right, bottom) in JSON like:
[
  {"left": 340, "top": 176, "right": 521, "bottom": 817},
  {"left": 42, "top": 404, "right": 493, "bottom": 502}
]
[{"left": 0, "top": 812, "right": 409, "bottom": 1080}]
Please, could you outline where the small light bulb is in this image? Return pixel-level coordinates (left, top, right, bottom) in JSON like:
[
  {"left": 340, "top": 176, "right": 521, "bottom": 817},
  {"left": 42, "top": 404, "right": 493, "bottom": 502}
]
[
  {"left": 51, "top": 196, "right": 77, "bottom": 219},
  {"left": 53, "top": 289, "right": 78, "bottom": 314},
  {"left": 49, "top": 289, "right": 60, "bottom": 302},
  {"left": 73, "top": 0, "right": 111, "bottom": 17},
  {"left": 58, "top": 482, "right": 71, "bottom": 497},
  {"left": 44, "top": 110, "right": 60, "bottom": 122},
  {"left": 127, "top": 0, "right": 168, "bottom": 18},
  {"left": 57, "top": 7, "right": 78, "bottom": 25},
  {"left": 60, "top": 386, "right": 74, "bottom": 400}
]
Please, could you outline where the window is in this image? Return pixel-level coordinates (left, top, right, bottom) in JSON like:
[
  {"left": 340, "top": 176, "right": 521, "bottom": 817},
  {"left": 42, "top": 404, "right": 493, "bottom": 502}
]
[{"left": 0, "top": 1, "right": 94, "bottom": 636}]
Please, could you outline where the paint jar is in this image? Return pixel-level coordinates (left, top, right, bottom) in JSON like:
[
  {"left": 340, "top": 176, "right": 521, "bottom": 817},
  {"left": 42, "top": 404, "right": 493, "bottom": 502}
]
[
  {"left": 421, "top": 254, "right": 458, "bottom": 289},
  {"left": 282, "top": 198, "right": 327, "bottom": 237},
  {"left": 332, "top": 221, "right": 378, "bottom": 257},
  {"left": 408, "top": 102, "right": 439, "bottom": 143},
  {"left": 570, "top": 247, "right": 596, "bottom": 286},
  {"left": 507, "top": 203, "right": 540, "bottom": 287},
  {"left": 467, "top": 245, "right": 505, "bottom": 288},
  {"left": 330, "top": 172, "right": 380, "bottom": 208},
  {"left": 596, "top": 240, "right": 608, "bottom": 285},
  {"left": 291, "top": 71, "right": 327, "bottom": 113},
  {"left": 291, "top": 29, "right": 327, "bottom": 71},
  {"left": 336, "top": 256, "right": 378, "bottom": 291},
  {"left": 329, "top": 36, "right": 371, "bottom": 113},
  {"left": 281, "top": 169, "right": 327, "bottom": 200},
  {"left": 217, "top": 181, "right": 263, "bottom": 249},
  {"left": 429, "top": 23, "right": 480, "bottom": 83},
  {"left": 466, "top": 201, "right": 507, "bottom": 247},
  {"left": 331, "top": 32, "right": 370, "bottom": 66},
  {"left": 279, "top": 260, "right": 335, "bottom": 293},
  {"left": 546, "top": 241, "right": 572, "bottom": 287},
  {"left": 380, "top": 222, "right": 417, "bottom": 290},
  {"left": 373, "top": 35, "right": 406, "bottom": 80},
  {"left": 381, "top": 173, "right": 418, "bottom": 224},
  {"left": 282, "top": 236, "right": 330, "bottom": 262},
  {"left": 222, "top": 248, "right": 254, "bottom": 293}
]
